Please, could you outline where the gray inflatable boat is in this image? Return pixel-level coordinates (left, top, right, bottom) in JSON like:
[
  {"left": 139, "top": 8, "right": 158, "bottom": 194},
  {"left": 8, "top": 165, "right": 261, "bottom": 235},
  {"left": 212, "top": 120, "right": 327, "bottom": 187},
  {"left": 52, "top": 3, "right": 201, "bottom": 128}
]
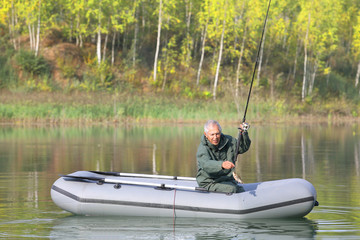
[{"left": 51, "top": 171, "right": 318, "bottom": 219}]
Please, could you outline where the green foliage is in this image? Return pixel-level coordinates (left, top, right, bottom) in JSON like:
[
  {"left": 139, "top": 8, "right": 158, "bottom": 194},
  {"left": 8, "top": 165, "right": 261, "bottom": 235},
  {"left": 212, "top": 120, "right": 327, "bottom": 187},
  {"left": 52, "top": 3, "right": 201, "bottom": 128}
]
[
  {"left": 57, "top": 57, "right": 79, "bottom": 80},
  {"left": 0, "top": 39, "right": 17, "bottom": 88},
  {"left": 1, "top": 0, "right": 360, "bottom": 114},
  {"left": 15, "top": 50, "right": 51, "bottom": 76},
  {"left": 23, "top": 76, "right": 54, "bottom": 92},
  {"left": 79, "top": 56, "right": 114, "bottom": 92},
  {"left": 317, "top": 73, "right": 347, "bottom": 99}
]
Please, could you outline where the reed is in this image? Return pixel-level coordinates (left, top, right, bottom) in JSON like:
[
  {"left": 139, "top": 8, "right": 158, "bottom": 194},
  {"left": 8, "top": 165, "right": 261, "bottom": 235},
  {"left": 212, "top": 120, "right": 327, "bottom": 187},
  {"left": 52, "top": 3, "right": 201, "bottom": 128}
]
[{"left": 0, "top": 92, "right": 358, "bottom": 125}]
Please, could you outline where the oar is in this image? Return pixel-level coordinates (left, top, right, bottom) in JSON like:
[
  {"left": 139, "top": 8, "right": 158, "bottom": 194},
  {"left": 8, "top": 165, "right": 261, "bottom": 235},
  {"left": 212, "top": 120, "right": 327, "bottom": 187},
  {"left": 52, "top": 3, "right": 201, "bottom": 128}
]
[
  {"left": 61, "top": 174, "right": 207, "bottom": 192},
  {"left": 89, "top": 171, "right": 197, "bottom": 181}
]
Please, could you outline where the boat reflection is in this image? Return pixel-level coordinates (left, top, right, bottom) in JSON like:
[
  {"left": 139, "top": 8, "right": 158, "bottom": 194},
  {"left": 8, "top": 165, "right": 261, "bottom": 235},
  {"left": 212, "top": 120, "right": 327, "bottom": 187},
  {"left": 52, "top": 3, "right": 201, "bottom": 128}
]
[{"left": 50, "top": 215, "right": 317, "bottom": 239}]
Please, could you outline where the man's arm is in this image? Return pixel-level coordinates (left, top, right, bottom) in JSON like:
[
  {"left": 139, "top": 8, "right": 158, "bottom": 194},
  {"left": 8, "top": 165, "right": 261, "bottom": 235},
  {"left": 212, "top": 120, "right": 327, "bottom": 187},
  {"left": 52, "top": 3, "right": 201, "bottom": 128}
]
[
  {"left": 237, "top": 131, "right": 251, "bottom": 154},
  {"left": 197, "top": 149, "right": 230, "bottom": 176}
]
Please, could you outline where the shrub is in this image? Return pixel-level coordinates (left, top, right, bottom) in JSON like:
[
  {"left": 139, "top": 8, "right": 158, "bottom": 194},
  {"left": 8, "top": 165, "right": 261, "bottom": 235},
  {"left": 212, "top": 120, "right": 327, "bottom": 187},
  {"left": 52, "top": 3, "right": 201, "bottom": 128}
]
[
  {"left": 0, "top": 35, "right": 17, "bottom": 88},
  {"left": 0, "top": 55, "right": 18, "bottom": 88},
  {"left": 15, "top": 50, "right": 51, "bottom": 76}
]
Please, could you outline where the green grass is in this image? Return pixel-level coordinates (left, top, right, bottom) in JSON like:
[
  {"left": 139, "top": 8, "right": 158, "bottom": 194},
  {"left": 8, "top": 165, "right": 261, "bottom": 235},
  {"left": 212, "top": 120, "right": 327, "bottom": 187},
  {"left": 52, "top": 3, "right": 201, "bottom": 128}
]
[{"left": 0, "top": 92, "right": 359, "bottom": 125}]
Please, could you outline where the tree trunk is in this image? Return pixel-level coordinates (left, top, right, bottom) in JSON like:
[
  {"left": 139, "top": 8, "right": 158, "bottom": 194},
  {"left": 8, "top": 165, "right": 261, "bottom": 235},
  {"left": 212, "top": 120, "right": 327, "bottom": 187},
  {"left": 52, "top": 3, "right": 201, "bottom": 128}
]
[
  {"left": 141, "top": 3, "right": 146, "bottom": 28},
  {"left": 102, "top": 34, "right": 108, "bottom": 63},
  {"left": 111, "top": 32, "right": 116, "bottom": 66},
  {"left": 213, "top": 15, "right": 226, "bottom": 100},
  {"left": 355, "top": 60, "right": 360, "bottom": 89},
  {"left": 211, "top": 19, "right": 220, "bottom": 74},
  {"left": 161, "top": 16, "right": 170, "bottom": 91},
  {"left": 235, "top": 26, "right": 247, "bottom": 97},
  {"left": 270, "top": 74, "right": 275, "bottom": 99},
  {"left": 96, "top": 3, "right": 102, "bottom": 65},
  {"left": 256, "top": 21, "right": 267, "bottom": 85},
  {"left": 122, "top": 26, "right": 127, "bottom": 54},
  {"left": 185, "top": 0, "right": 192, "bottom": 68},
  {"left": 133, "top": 6, "right": 139, "bottom": 67},
  {"left": 15, "top": 10, "right": 20, "bottom": 49},
  {"left": 79, "top": 34, "right": 83, "bottom": 48},
  {"left": 302, "top": 12, "right": 311, "bottom": 101},
  {"left": 196, "top": 23, "right": 207, "bottom": 85},
  {"left": 102, "top": 21, "right": 109, "bottom": 63},
  {"left": 161, "top": 49, "right": 168, "bottom": 91},
  {"left": 76, "top": 13, "right": 80, "bottom": 46},
  {"left": 153, "top": 0, "right": 162, "bottom": 82},
  {"left": 292, "top": 37, "right": 301, "bottom": 84},
  {"left": 97, "top": 27, "right": 101, "bottom": 65},
  {"left": 34, "top": 0, "right": 41, "bottom": 57},
  {"left": 28, "top": 24, "right": 33, "bottom": 50},
  {"left": 32, "top": 24, "right": 36, "bottom": 50},
  {"left": 10, "top": 0, "right": 17, "bottom": 50},
  {"left": 308, "top": 59, "right": 318, "bottom": 95}
]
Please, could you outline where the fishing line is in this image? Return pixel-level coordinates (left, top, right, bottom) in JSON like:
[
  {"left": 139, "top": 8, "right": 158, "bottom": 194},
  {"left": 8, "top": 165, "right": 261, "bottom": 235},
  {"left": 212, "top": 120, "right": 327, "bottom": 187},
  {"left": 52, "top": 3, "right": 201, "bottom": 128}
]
[
  {"left": 242, "top": 0, "right": 272, "bottom": 123},
  {"left": 233, "top": 0, "right": 272, "bottom": 184}
]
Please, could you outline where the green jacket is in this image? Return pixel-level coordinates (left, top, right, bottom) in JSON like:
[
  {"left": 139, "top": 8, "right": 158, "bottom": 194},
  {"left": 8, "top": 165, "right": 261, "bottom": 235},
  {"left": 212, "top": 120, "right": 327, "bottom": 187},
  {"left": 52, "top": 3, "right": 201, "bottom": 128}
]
[{"left": 196, "top": 132, "right": 251, "bottom": 188}]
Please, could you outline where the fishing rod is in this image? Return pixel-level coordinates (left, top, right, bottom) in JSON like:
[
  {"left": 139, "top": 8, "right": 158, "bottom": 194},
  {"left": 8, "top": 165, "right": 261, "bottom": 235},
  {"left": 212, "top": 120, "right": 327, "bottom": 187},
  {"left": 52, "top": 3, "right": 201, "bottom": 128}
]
[
  {"left": 233, "top": 0, "right": 272, "bottom": 184},
  {"left": 242, "top": 0, "right": 272, "bottom": 123}
]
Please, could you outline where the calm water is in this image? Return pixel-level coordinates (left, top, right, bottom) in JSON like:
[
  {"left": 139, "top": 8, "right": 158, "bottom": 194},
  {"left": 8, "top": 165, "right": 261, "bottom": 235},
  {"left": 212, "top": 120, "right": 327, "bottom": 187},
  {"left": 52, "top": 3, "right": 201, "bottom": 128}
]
[{"left": 0, "top": 124, "right": 359, "bottom": 239}]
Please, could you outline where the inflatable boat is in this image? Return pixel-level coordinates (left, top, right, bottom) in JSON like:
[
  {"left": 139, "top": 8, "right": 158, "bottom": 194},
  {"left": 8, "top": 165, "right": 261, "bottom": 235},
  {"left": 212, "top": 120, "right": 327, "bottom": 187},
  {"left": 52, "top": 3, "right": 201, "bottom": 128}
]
[{"left": 51, "top": 171, "right": 318, "bottom": 219}]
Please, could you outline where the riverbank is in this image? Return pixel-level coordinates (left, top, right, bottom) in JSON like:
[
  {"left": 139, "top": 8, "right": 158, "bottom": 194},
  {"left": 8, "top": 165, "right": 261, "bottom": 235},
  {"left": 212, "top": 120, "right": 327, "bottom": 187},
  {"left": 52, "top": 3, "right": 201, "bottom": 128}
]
[{"left": 1, "top": 91, "right": 360, "bottom": 126}]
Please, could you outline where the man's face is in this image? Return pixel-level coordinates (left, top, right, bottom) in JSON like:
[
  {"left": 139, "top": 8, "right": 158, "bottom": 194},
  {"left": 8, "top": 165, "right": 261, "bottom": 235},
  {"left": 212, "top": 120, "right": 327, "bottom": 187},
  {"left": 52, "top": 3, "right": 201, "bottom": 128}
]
[{"left": 204, "top": 124, "right": 221, "bottom": 146}]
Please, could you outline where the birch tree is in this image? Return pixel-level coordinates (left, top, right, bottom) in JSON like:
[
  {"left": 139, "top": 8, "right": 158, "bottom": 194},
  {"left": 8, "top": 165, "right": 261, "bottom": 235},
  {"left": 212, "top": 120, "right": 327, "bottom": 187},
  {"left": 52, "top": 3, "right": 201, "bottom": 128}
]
[
  {"left": 353, "top": 14, "right": 360, "bottom": 92},
  {"left": 298, "top": 0, "right": 340, "bottom": 100},
  {"left": 158, "top": 0, "right": 181, "bottom": 90},
  {"left": 0, "top": 0, "right": 18, "bottom": 50},
  {"left": 34, "top": 0, "right": 41, "bottom": 56},
  {"left": 234, "top": 0, "right": 247, "bottom": 97},
  {"left": 256, "top": 21, "right": 267, "bottom": 85},
  {"left": 241, "top": 0, "right": 266, "bottom": 87},
  {"left": 153, "top": 0, "right": 162, "bottom": 82},
  {"left": 308, "top": 0, "right": 340, "bottom": 96},
  {"left": 213, "top": 9, "right": 226, "bottom": 100},
  {"left": 184, "top": 0, "right": 192, "bottom": 68},
  {"left": 132, "top": 3, "right": 139, "bottom": 67},
  {"left": 110, "top": 0, "right": 136, "bottom": 66},
  {"left": 17, "top": 0, "right": 43, "bottom": 55},
  {"left": 301, "top": 11, "right": 310, "bottom": 101},
  {"left": 196, "top": 0, "right": 210, "bottom": 85},
  {"left": 66, "top": 0, "right": 88, "bottom": 47}
]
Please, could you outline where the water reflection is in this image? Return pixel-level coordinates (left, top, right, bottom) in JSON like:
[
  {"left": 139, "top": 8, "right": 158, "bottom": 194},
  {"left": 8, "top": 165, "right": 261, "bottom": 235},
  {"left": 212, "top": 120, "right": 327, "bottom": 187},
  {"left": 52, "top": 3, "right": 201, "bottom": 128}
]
[{"left": 50, "top": 216, "right": 317, "bottom": 240}]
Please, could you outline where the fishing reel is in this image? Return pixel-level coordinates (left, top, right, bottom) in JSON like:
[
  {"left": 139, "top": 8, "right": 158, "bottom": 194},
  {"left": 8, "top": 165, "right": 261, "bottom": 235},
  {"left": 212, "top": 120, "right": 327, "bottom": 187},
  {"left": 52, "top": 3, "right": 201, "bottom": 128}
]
[{"left": 240, "top": 122, "right": 250, "bottom": 132}]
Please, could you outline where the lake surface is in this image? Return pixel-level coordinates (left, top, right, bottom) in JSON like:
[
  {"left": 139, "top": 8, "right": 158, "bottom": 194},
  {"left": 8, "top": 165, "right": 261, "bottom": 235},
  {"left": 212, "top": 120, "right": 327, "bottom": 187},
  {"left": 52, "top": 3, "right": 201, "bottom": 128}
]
[{"left": 0, "top": 123, "right": 359, "bottom": 239}]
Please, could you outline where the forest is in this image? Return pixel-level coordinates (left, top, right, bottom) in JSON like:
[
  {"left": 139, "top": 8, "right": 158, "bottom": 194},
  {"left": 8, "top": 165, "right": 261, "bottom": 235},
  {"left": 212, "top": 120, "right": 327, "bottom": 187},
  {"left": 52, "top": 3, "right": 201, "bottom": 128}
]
[{"left": 1, "top": 0, "right": 360, "bottom": 121}]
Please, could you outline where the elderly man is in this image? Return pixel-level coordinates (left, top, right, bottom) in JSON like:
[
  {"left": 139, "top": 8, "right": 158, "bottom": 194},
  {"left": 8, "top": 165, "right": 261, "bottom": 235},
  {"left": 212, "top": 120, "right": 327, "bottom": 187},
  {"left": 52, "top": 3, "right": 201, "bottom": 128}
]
[{"left": 196, "top": 120, "right": 251, "bottom": 193}]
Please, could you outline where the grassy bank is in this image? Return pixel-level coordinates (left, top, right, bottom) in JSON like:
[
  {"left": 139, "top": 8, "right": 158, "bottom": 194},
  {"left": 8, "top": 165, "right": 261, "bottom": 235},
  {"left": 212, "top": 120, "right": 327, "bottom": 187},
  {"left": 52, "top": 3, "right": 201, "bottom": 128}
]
[{"left": 1, "top": 91, "right": 360, "bottom": 125}]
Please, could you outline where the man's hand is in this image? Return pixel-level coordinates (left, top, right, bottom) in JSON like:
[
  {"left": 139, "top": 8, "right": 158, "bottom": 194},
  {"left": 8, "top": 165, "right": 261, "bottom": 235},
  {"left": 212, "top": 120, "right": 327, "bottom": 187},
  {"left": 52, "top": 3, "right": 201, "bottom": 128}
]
[{"left": 222, "top": 161, "right": 235, "bottom": 169}]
